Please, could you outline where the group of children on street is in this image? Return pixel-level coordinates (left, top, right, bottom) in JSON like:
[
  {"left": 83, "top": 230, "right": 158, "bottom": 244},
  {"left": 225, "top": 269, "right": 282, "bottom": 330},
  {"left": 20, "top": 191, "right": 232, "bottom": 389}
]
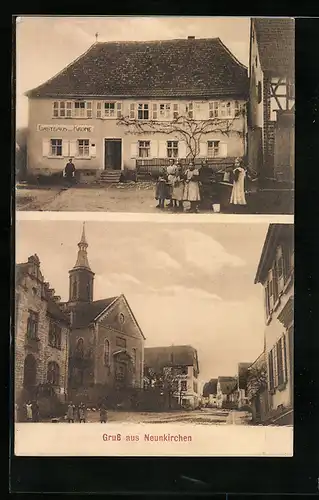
[{"left": 66, "top": 401, "right": 108, "bottom": 423}]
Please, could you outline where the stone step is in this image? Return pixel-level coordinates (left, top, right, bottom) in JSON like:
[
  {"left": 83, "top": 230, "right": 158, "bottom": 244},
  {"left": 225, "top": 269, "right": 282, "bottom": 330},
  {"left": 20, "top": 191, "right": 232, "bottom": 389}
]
[{"left": 99, "top": 171, "right": 122, "bottom": 183}]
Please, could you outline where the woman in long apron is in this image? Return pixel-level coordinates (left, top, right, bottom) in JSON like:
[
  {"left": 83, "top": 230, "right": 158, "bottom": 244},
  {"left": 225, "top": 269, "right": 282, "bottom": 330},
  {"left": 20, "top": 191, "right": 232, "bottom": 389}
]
[
  {"left": 172, "top": 163, "right": 184, "bottom": 211},
  {"left": 183, "top": 162, "right": 201, "bottom": 213},
  {"left": 230, "top": 158, "right": 247, "bottom": 213}
]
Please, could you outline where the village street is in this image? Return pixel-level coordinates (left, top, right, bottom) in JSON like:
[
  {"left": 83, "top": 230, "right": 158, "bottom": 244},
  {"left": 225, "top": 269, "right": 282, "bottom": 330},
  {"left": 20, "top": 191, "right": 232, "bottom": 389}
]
[
  {"left": 16, "top": 183, "right": 174, "bottom": 212},
  {"left": 57, "top": 407, "right": 252, "bottom": 425}
]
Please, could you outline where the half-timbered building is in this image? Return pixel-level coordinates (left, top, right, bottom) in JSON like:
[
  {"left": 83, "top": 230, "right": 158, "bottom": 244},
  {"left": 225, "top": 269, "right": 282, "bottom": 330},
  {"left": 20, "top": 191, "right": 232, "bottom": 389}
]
[{"left": 248, "top": 18, "right": 295, "bottom": 185}]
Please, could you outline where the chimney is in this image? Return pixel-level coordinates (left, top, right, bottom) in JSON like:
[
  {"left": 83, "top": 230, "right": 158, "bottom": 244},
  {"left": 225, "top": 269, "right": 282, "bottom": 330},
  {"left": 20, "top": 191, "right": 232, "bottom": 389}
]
[{"left": 188, "top": 36, "right": 195, "bottom": 40}]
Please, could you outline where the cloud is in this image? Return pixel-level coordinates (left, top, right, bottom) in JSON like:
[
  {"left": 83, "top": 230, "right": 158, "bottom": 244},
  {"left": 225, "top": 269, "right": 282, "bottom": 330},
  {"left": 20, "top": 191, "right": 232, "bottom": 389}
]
[
  {"left": 164, "top": 228, "right": 245, "bottom": 276},
  {"left": 158, "top": 285, "right": 221, "bottom": 301}
]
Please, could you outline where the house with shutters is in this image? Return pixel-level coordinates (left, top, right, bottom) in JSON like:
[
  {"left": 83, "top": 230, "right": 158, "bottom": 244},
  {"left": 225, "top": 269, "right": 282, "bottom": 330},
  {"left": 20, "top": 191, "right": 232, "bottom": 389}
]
[
  {"left": 62, "top": 224, "right": 145, "bottom": 405},
  {"left": 15, "top": 254, "right": 70, "bottom": 409},
  {"left": 144, "top": 345, "right": 200, "bottom": 409},
  {"left": 254, "top": 223, "right": 294, "bottom": 425},
  {"left": 25, "top": 36, "right": 248, "bottom": 182},
  {"left": 247, "top": 18, "right": 295, "bottom": 186}
]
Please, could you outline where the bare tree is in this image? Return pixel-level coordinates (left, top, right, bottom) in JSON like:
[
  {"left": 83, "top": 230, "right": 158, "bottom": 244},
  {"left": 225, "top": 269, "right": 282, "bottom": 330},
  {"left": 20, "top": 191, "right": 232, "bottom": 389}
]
[
  {"left": 117, "top": 110, "right": 245, "bottom": 161},
  {"left": 247, "top": 363, "right": 268, "bottom": 399}
]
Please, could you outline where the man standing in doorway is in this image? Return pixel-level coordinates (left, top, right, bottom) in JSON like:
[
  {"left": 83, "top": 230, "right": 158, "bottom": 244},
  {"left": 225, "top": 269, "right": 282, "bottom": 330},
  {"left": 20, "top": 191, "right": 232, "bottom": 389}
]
[{"left": 64, "top": 158, "right": 76, "bottom": 186}]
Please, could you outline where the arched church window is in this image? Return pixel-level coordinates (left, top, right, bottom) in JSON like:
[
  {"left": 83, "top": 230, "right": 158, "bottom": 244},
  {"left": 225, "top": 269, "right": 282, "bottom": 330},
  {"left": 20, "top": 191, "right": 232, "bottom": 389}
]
[
  {"left": 47, "top": 361, "right": 60, "bottom": 385},
  {"left": 72, "top": 279, "right": 77, "bottom": 300},
  {"left": 104, "top": 339, "right": 110, "bottom": 366}
]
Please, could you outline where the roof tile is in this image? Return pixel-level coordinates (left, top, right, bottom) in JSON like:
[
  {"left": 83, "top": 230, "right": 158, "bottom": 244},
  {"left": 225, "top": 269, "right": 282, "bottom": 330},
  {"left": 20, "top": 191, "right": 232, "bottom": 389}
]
[{"left": 27, "top": 38, "right": 248, "bottom": 99}]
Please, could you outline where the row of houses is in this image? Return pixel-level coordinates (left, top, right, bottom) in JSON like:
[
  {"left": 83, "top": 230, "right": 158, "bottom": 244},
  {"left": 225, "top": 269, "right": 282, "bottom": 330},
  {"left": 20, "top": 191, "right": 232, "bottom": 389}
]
[
  {"left": 22, "top": 18, "right": 294, "bottom": 190},
  {"left": 15, "top": 225, "right": 201, "bottom": 418},
  {"left": 201, "top": 224, "right": 294, "bottom": 425}
]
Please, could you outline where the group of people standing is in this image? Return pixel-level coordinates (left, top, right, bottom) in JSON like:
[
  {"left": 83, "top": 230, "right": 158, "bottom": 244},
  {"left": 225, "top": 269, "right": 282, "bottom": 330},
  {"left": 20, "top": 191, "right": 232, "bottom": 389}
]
[
  {"left": 16, "top": 400, "right": 40, "bottom": 422},
  {"left": 155, "top": 157, "right": 249, "bottom": 213},
  {"left": 155, "top": 159, "right": 201, "bottom": 213},
  {"left": 67, "top": 401, "right": 108, "bottom": 423}
]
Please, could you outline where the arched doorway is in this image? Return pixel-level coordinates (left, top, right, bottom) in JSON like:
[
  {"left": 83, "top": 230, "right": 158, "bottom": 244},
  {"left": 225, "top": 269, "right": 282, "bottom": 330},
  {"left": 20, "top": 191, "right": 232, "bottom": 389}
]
[{"left": 23, "top": 354, "right": 37, "bottom": 392}]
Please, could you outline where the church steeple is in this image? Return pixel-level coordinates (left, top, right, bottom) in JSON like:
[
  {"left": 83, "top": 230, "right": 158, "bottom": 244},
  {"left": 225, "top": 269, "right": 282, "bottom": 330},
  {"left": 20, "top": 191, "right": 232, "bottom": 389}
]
[
  {"left": 74, "top": 223, "right": 91, "bottom": 271},
  {"left": 69, "top": 223, "right": 94, "bottom": 304}
]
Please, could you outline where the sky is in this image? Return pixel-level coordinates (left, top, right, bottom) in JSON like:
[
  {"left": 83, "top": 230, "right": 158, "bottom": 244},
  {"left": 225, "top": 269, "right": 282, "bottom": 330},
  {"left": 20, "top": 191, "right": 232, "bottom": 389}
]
[
  {"left": 16, "top": 220, "right": 267, "bottom": 384},
  {"left": 15, "top": 16, "right": 250, "bottom": 128}
]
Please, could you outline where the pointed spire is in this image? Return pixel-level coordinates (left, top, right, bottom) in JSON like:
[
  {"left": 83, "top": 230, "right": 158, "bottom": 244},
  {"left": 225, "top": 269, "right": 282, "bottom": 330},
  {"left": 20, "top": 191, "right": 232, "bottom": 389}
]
[
  {"left": 80, "top": 222, "right": 87, "bottom": 246},
  {"left": 73, "top": 223, "right": 92, "bottom": 270}
]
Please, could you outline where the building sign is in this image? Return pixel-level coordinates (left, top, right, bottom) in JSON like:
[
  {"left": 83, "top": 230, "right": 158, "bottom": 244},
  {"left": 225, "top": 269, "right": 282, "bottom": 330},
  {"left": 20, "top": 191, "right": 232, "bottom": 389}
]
[{"left": 37, "top": 124, "right": 94, "bottom": 133}]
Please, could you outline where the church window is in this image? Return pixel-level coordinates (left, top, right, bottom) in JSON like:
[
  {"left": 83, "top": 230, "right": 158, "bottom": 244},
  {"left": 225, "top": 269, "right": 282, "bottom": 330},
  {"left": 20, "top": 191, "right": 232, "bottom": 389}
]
[
  {"left": 104, "top": 339, "right": 110, "bottom": 366},
  {"left": 47, "top": 361, "right": 60, "bottom": 385},
  {"left": 116, "top": 337, "right": 126, "bottom": 348},
  {"left": 27, "top": 310, "right": 39, "bottom": 340},
  {"left": 257, "top": 81, "right": 262, "bottom": 104},
  {"left": 48, "top": 321, "right": 62, "bottom": 349}
]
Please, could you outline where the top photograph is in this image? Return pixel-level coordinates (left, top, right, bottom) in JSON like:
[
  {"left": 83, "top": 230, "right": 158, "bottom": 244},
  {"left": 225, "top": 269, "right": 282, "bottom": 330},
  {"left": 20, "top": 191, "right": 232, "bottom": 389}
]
[{"left": 15, "top": 16, "right": 294, "bottom": 214}]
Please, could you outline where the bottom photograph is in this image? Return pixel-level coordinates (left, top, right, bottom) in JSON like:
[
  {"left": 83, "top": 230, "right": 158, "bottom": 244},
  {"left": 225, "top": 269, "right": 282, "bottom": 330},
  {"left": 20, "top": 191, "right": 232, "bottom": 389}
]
[{"left": 14, "top": 220, "right": 294, "bottom": 457}]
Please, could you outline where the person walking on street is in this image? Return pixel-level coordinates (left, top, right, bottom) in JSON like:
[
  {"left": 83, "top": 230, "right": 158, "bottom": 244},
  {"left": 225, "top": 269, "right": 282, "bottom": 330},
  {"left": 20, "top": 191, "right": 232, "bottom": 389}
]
[
  {"left": 32, "top": 400, "right": 40, "bottom": 422},
  {"left": 230, "top": 158, "right": 247, "bottom": 213},
  {"left": 100, "top": 404, "right": 107, "bottom": 423},
  {"left": 26, "top": 401, "right": 33, "bottom": 422},
  {"left": 67, "top": 402, "right": 75, "bottom": 423},
  {"left": 64, "top": 158, "right": 76, "bottom": 186},
  {"left": 79, "top": 402, "right": 87, "bottom": 423},
  {"left": 184, "top": 162, "right": 201, "bottom": 213}
]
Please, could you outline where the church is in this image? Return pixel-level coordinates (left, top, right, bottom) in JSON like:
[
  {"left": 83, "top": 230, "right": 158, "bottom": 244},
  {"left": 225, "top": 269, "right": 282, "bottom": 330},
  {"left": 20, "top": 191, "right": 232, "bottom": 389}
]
[{"left": 62, "top": 224, "right": 145, "bottom": 405}]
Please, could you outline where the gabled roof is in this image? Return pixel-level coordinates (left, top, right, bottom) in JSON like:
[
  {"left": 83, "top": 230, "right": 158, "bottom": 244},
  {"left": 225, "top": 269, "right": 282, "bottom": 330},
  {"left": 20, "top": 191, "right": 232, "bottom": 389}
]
[
  {"left": 26, "top": 37, "right": 248, "bottom": 99},
  {"left": 144, "top": 345, "right": 198, "bottom": 371},
  {"left": 218, "top": 376, "right": 237, "bottom": 394},
  {"left": 71, "top": 297, "right": 118, "bottom": 329},
  {"left": 47, "top": 299, "right": 70, "bottom": 324},
  {"left": 70, "top": 294, "right": 146, "bottom": 339},
  {"left": 252, "top": 18, "right": 294, "bottom": 77}
]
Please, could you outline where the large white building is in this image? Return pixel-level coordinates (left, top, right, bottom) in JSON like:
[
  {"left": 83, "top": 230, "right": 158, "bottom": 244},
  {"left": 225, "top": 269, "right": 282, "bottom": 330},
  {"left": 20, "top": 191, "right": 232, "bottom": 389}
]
[
  {"left": 254, "top": 224, "right": 294, "bottom": 425},
  {"left": 25, "top": 37, "right": 248, "bottom": 182}
]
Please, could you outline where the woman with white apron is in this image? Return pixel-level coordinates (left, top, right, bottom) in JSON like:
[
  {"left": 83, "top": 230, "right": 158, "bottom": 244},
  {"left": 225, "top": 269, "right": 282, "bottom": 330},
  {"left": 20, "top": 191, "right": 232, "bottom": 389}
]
[
  {"left": 230, "top": 158, "right": 247, "bottom": 213},
  {"left": 184, "top": 162, "right": 201, "bottom": 213}
]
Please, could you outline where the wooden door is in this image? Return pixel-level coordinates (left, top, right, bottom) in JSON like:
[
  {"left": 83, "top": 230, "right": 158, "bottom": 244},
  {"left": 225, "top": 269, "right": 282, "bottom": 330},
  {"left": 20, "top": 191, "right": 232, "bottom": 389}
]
[{"left": 104, "top": 139, "right": 122, "bottom": 170}]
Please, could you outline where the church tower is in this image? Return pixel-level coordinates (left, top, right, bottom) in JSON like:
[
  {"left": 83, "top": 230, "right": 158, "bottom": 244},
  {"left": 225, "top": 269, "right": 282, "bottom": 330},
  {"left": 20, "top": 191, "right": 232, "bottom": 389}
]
[{"left": 68, "top": 223, "right": 94, "bottom": 304}]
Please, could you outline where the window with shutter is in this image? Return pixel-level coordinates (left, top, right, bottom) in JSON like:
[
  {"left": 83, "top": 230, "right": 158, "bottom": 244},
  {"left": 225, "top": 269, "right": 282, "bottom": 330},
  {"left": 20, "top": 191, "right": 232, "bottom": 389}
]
[
  {"left": 277, "top": 339, "right": 284, "bottom": 386},
  {"left": 42, "top": 139, "right": 50, "bottom": 157},
  {"left": 265, "top": 282, "right": 270, "bottom": 319},
  {"left": 150, "top": 140, "right": 158, "bottom": 158},
  {"left": 219, "top": 142, "right": 228, "bottom": 158},
  {"left": 268, "top": 351, "right": 274, "bottom": 390},
  {"left": 152, "top": 103, "right": 158, "bottom": 120},
  {"left": 69, "top": 140, "right": 77, "bottom": 158},
  {"left": 158, "top": 141, "right": 167, "bottom": 158},
  {"left": 62, "top": 140, "right": 69, "bottom": 157},
  {"left": 273, "top": 347, "right": 278, "bottom": 388},
  {"left": 282, "top": 334, "right": 288, "bottom": 383},
  {"left": 116, "top": 102, "right": 122, "bottom": 118},
  {"left": 272, "top": 265, "right": 279, "bottom": 305},
  {"left": 173, "top": 103, "right": 179, "bottom": 119},
  {"left": 199, "top": 142, "right": 207, "bottom": 157},
  {"left": 129, "top": 103, "right": 136, "bottom": 119},
  {"left": 130, "top": 142, "right": 138, "bottom": 158},
  {"left": 86, "top": 101, "right": 92, "bottom": 118},
  {"left": 268, "top": 269, "right": 274, "bottom": 311},
  {"left": 96, "top": 102, "right": 102, "bottom": 119},
  {"left": 66, "top": 101, "right": 72, "bottom": 118},
  {"left": 276, "top": 246, "right": 285, "bottom": 293}
]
